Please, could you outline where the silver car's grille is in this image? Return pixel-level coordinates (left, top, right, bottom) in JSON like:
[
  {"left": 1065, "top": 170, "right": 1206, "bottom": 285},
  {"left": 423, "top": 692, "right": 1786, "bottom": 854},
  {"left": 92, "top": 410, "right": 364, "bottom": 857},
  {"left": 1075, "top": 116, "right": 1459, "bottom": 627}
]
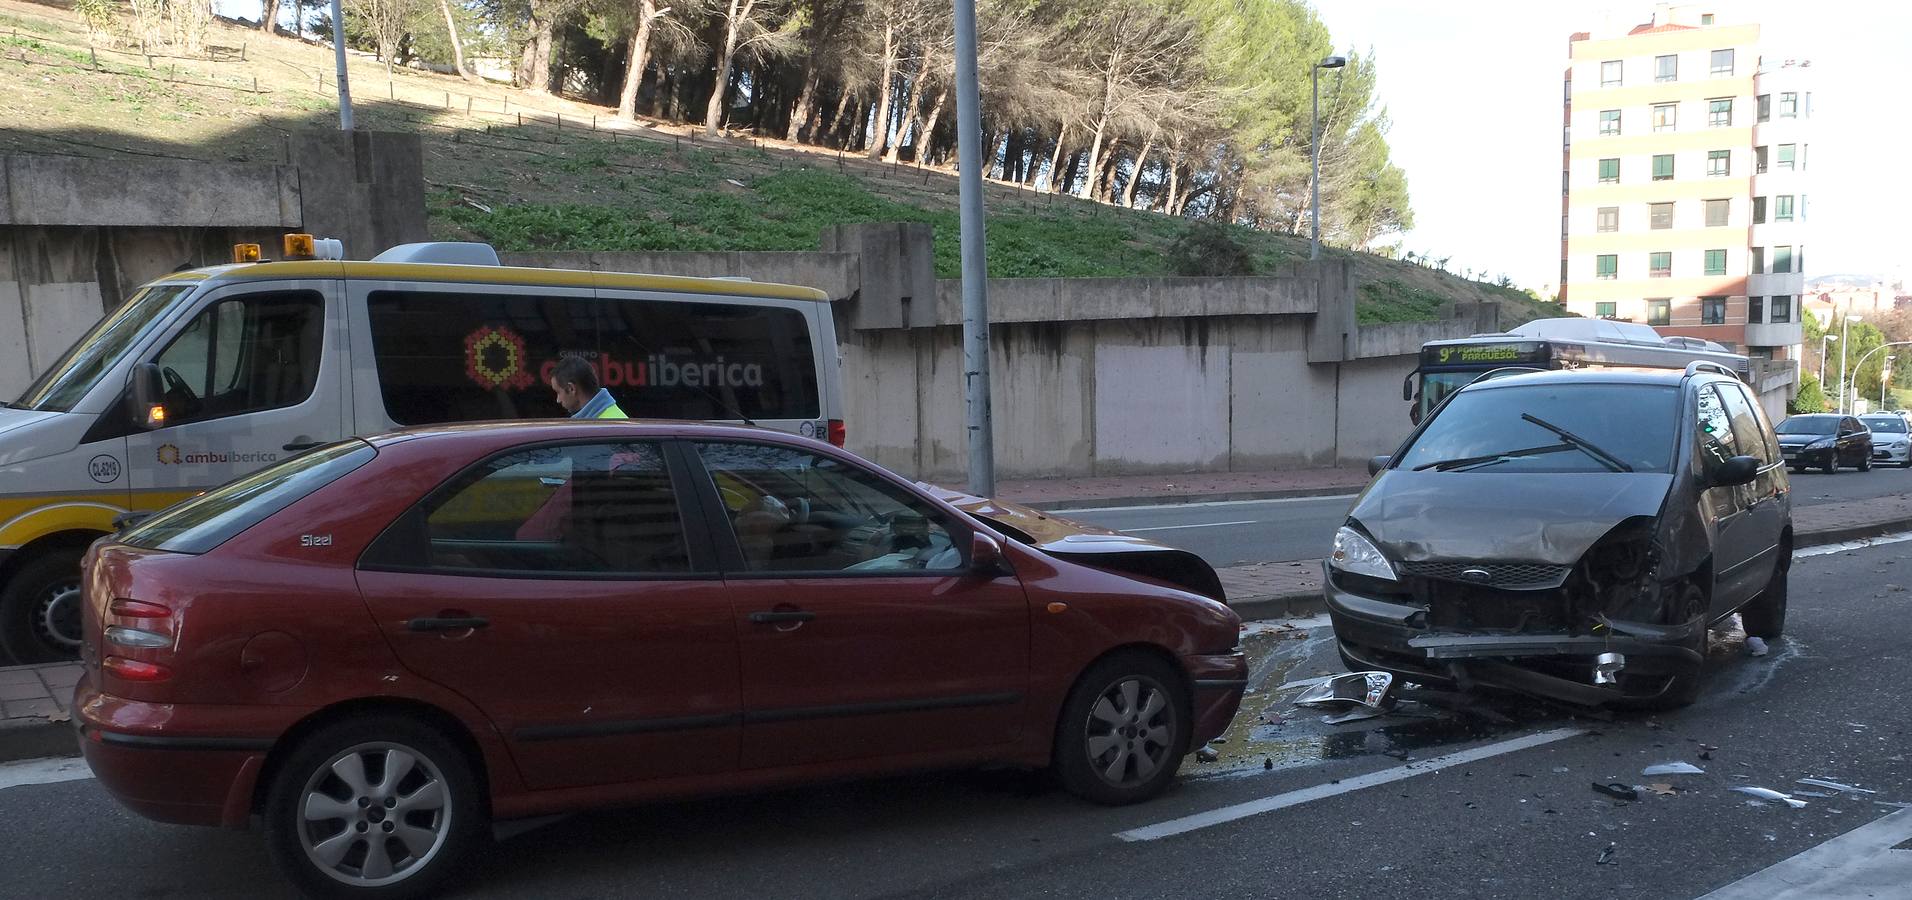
[{"left": 1399, "top": 561, "right": 1573, "bottom": 591}]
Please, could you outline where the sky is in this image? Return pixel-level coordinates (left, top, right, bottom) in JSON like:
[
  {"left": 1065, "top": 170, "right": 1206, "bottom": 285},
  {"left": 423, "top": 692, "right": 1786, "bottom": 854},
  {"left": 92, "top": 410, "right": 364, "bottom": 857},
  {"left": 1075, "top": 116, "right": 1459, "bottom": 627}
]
[{"left": 1311, "top": 0, "right": 1912, "bottom": 293}]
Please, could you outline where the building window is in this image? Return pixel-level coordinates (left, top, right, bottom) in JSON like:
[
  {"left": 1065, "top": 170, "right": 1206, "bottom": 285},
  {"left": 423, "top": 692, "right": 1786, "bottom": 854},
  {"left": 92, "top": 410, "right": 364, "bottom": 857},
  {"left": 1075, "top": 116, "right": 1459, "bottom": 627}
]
[
  {"left": 1710, "top": 48, "right": 1734, "bottom": 76},
  {"left": 1777, "top": 143, "right": 1796, "bottom": 169},
  {"left": 1800, "top": 194, "right": 1807, "bottom": 221},
  {"left": 1648, "top": 299, "right": 1672, "bottom": 326},
  {"left": 1702, "top": 12, "right": 1716, "bottom": 24},
  {"left": 1776, "top": 195, "right": 1794, "bottom": 221},
  {"left": 1652, "top": 154, "right": 1675, "bottom": 181},
  {"left": 1650, "top": 252, "right": 1672, "bottom": 278},
  {"left": 1562, "top": 169, "right": 1570, "bottom": 193},
  {"left": 1599, "top": 109, "right": 1621, "bottom": 135},
  {"left": 1656, "top": 54, "right": 1678, "bottom": 82},
  {"left": 1596, "top": 255, "right": 1618, "bottom": 279},
  {"left": 1702, "top": 296, "right": 1727, "bottom": 324},
  {"left": 1749, "top": 296, "right": 1764, "bottom": 323},
  {"left": 1751, "top": 247, "right": 1765, "bottom": 275},
  {"left": 1772, "top": 296, "right": 1792, "bottom": 323},
  {"left": 1707, "top": 150, "right": 1731, "bottom": 176},
  {"left": 1774, "top": 246, "right": 1793, "bottom": 273},
  {"left": 1753, "top": 196, "right": 1767, "bottom": 224},
  {"left": 1597, "top": 206, "right": 1619, "bottom": 232},
  {"left": 1757, "top": 93, "right": 1771, "bottom": 122},
  {"left": 1705, "top": 249, "right": 1728, "bottom": 276},
  {"left": 1596, "top": 301, "right": 1618, "bottom": 318},
  {"left": 1780, "top": 92, "right": 1798, "bottom": 117},
  {"left": 1705, "top": 198, "right": 1730, "bottom": 227},
  {"left": 1755, "top": 145, "right": 1769, "bottom": 173},
  {"left": 1599, "top": 157, "right": 1620, "bottom": 184},
  {"left": 1651, "top": 202, "right": 1675, "bottom": 229},
  {"left": 1653, "top": 103, "right": 1678, "bottom": 132},
  {"left": 1708, "top": 98, "right": 1733, "bottom": 126},
  {"left": 1601, "top": 60, "right": 1623, "bottom": 87}
]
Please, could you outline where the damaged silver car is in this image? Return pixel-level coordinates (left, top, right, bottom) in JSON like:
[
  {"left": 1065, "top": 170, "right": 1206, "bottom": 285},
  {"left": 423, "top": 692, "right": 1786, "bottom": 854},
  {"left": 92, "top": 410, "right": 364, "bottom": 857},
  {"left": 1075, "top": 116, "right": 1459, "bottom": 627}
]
[{"left": 1325, "top": 365, "right": 1791, "bottom": 709}]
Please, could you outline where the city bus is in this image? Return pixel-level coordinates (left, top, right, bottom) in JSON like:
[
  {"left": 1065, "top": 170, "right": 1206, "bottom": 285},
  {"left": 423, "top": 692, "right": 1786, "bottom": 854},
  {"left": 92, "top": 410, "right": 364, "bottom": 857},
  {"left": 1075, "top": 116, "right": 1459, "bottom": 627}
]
[{"left": 1405, "top": 317, "right": 1752, "bottom": 423}]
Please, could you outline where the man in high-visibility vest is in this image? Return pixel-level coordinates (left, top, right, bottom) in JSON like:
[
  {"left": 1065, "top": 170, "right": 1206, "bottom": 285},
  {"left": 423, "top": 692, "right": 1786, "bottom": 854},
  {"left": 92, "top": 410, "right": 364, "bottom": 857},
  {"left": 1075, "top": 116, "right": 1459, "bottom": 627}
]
[{"left": 550, "top": 356, "right": 627, "bottom": 419}]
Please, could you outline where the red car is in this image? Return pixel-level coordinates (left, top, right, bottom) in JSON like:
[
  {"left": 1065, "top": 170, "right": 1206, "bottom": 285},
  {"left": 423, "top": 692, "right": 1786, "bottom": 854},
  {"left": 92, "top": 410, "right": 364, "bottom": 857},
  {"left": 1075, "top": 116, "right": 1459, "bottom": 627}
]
[{"left": 75, "top": 422, "right": 1245, "bottom": 898}]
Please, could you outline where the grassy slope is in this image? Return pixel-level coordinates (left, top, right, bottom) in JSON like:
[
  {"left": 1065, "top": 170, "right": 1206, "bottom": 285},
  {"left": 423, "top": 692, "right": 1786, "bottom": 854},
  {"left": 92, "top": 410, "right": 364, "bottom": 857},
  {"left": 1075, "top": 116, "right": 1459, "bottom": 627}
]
[{"left": 0, "top": 0, "right": 1560, "bottom": 324}]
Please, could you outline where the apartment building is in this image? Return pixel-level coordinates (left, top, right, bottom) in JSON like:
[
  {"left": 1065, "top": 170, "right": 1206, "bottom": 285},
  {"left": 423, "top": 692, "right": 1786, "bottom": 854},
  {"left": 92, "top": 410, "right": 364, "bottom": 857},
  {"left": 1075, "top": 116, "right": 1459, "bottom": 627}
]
[{"left": 1560, "top": 4, "right": 1808, "bottom": 364}]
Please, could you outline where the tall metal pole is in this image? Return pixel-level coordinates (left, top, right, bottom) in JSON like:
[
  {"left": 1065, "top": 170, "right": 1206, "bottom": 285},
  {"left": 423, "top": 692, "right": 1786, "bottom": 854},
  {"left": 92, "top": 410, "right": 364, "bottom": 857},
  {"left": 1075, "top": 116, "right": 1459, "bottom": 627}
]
[
  {"left": 1839, "top": 315, "right": 1852, "bottom": 414},
  {"left": 330, "top": 0, "right": 354, "bottom": 130},
  {"left": 1309, "top": 66, "right": 1321, "bottom": 261},
  {"left": 952, "top": 0, "right": 992, "bottom": 496}
]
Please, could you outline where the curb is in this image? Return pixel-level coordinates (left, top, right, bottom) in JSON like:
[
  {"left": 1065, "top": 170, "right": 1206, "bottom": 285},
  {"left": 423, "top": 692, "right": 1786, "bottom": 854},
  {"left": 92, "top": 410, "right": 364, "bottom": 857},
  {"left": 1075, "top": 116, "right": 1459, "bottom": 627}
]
[
  {"left": 1793, "top": 515, "right": 1912, "bottom": 549},
  {"left": 0, "top": 716, "right": 76, "bottom": 765},
  {"left": 1030, "top": 484, "right": 1365, "bottom": 513}
]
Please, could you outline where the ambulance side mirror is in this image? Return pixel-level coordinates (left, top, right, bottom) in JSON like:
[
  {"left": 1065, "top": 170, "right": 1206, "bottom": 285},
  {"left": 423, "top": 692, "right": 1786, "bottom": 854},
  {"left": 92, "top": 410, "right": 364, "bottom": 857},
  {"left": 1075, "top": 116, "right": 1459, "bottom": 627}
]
[{"left": 132, "top": 363, "right": 167, "bottom": 430}]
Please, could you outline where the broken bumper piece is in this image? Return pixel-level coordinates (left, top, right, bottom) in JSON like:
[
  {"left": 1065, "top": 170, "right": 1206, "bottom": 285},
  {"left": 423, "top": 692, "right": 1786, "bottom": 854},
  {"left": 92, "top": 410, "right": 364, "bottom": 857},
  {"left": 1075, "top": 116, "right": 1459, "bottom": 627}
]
[{"left": 1323, "top": 565, "right": 1703, "bottom": 707}]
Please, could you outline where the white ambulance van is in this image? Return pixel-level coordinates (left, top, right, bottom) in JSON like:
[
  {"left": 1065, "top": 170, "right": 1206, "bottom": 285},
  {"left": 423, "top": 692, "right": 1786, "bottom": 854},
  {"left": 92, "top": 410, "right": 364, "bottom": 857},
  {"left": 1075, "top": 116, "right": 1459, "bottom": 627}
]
[{"left": 0, "top": 237, "right": 842, "bottom": 662}]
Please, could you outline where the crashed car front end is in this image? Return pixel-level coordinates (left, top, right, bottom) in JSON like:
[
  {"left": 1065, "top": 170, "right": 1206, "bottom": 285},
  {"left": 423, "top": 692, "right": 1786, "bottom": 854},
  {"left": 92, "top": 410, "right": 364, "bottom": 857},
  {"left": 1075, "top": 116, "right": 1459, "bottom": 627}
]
[{"left": 1324, "top": 473, "right": 1710, "bottom": 707}]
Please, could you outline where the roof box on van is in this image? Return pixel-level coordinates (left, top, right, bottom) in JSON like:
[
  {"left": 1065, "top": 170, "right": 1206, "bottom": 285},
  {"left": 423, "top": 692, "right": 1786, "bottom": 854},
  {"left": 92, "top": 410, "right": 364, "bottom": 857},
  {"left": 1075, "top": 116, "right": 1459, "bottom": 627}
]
[{"left": 372, "top": 242, "right": 502, "bottom": 266}]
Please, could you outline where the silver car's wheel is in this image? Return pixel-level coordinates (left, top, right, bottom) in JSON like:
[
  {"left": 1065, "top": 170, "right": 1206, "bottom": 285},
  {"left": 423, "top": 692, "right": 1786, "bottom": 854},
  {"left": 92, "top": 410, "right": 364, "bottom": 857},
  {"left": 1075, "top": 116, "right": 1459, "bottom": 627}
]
[
  {"left": 1083, "top": 675, "right": 1178, "bottom": 789},
  {"left": 298, "top": 742, "right": 452, "bottom": 888}
]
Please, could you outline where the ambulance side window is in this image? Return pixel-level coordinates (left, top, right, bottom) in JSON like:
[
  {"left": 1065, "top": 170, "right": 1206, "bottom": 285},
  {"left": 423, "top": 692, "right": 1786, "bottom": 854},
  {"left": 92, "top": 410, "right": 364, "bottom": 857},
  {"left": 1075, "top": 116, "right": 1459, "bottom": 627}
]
[{"left": 148, "top": 291, "right": 324, "bottom": 427}]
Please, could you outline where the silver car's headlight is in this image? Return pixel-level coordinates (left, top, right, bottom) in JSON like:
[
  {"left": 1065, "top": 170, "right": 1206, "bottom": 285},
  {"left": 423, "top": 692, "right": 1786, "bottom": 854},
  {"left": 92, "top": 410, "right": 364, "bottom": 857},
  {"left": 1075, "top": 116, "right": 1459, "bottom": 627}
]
[{"left": 1331, "top": 526, "right": 1397, "bottom": 581}]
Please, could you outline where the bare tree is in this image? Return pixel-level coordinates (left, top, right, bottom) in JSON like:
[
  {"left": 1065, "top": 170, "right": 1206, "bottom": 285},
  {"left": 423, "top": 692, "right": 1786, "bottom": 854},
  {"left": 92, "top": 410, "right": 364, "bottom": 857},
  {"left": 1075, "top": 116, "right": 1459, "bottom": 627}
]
[
  {"left": 703, "top": 0, "right": 794, "bottom": 136},
  {"left": 261, "top": 0, "right": 281, "bottom": 32},
  {"left": 616, "top": 0, "right": 699, "bottom": 119},
  {"left": 346, "top": 0, "right": 414, "bottom": 73},
  {"left": 437, "top": 0, "right": 479, "bottom": 82}
]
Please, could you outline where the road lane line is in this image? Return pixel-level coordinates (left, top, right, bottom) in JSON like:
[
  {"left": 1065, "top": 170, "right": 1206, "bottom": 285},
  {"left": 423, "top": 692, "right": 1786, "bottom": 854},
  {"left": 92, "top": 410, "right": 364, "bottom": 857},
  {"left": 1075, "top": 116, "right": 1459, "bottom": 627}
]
[
  {"left": 0, "top": 757, "right": 94, "bottom": 791},
  {"left": 1115, "top": 727, "right": 1586, "bottom": 842},
  {"left": 1794, "top": 531, "right": 1912, "bottom": 559},
  {"left": 1049, "top": 495, "right": 1358, "bottom": 515},
  {"left": 1698, "top": 806, "right": 1912, "bottom": 899},
  {"left": 1125, "top": 520, "right": 1258, "bottom": 533}
]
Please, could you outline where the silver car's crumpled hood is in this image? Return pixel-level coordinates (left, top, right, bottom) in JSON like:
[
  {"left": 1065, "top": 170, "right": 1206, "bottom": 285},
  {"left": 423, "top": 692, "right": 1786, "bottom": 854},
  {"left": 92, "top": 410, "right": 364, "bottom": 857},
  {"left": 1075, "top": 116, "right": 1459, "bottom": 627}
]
[{"left": 1349, "top": 470, "right": 1676, "bottom": 566}]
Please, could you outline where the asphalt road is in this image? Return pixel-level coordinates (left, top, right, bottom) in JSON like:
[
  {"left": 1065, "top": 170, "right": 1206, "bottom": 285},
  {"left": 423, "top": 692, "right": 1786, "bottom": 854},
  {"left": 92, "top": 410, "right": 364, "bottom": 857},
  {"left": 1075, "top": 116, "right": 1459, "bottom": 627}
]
[
  {"left": 1062, "top": 467, "right": 1912, "bottom": 569},
  {"left": 2, "top": 537, "right": 1907, "bottom": 899}
]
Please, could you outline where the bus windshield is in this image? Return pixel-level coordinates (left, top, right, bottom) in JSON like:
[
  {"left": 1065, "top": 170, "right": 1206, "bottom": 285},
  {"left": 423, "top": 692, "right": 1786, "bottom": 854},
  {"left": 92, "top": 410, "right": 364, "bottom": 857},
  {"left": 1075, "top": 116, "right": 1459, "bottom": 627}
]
[
  {"left": 12, "top": 283, "right": 193, "bottom": 413},
  {"left": 1418, "top": 371, "right": 1481, "bottom": 417}
]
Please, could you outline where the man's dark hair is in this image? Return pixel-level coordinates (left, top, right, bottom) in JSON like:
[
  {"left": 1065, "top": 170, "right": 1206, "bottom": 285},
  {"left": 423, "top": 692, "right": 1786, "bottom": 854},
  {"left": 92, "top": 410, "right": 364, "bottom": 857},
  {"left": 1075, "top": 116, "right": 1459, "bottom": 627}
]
[{"left": 551, "top": 356, "right": 600, "bottom": 393}]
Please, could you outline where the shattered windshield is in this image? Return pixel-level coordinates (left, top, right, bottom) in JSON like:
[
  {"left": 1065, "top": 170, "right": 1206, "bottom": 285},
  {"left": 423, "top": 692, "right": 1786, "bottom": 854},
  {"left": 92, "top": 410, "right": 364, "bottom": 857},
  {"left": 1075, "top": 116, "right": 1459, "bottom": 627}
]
[
  {"left": 1776, "top": 415, "right": 1839, "bottom": 436},
  {"left": 1399, "top": 384, "right": 1679, "bottom": 474}
]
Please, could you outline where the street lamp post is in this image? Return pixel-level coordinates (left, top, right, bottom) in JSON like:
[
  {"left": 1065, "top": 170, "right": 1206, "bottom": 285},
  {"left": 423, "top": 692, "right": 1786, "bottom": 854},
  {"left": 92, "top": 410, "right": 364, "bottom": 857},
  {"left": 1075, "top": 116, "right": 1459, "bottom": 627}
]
[
  {"left": 329, "top": 0, "right": 353, "bottom": 129},
  {"left": 1820, "top": 333, "right": 1837, "bottom": 387},
  {"left": 952, "top": 0, "right": 993, "bottom": 496},
  {"left": 1310, "top": 55, "right": 1346, "bottom": 261},
  {"left": 1844, "top": 340, "right": 1912, "bottom": 416},
  {"left": 1837, "top": 315, "right": 1861, "bottom": 414}
]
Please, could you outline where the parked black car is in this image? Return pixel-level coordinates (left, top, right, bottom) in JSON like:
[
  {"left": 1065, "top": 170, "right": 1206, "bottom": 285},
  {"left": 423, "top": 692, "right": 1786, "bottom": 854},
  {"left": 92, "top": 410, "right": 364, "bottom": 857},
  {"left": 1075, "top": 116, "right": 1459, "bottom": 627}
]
[
  {"left": 1327, "top": 366, "right": 1791, "bottom": 709},
  {"left": 1775, "top": 414, "right": 1873, "bottom": 473}
]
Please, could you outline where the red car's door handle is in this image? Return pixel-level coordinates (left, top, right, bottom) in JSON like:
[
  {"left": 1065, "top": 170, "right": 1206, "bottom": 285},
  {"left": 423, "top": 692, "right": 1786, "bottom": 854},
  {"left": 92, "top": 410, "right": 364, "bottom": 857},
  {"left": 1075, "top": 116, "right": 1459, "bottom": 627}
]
[
  {"left": 748, "top": 610, "right": 815, "bottom": 625},
  {"left": 407, "top": 616, "right": 490, "bottom": 632}
]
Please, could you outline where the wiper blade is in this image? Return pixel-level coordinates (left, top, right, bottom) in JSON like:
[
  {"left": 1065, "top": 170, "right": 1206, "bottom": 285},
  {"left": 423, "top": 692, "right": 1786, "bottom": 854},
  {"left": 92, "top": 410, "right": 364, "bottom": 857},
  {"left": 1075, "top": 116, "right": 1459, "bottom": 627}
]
[
  {"left": 1413, "top": 443, "right": 1576, "bottom": 471},
  {"left": 1521, "top": 413, "right": 1632, "bottom": 472}
]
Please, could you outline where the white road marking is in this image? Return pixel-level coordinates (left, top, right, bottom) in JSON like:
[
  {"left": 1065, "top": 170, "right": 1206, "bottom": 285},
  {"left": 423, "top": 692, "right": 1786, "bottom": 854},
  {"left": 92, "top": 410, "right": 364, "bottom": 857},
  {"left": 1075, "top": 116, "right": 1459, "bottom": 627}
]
[
  {"left": 1126, "top": 520, "right": 1258, "bottom": 533},
  {"left": 1794, "top": 531, "right": 1912, "bottom": 559},
  {"left": 0, "top": 757, "right": 94, "bottom": 791},
  {"left": 1698, "top": 806, "right": 1912, "bottom": 899},
  {"left": 1115, "top": 727, "right": 1585, "bottom": 842},
  {"left": 1049, "top": 494, "right": 1358, "bottom": 515}
]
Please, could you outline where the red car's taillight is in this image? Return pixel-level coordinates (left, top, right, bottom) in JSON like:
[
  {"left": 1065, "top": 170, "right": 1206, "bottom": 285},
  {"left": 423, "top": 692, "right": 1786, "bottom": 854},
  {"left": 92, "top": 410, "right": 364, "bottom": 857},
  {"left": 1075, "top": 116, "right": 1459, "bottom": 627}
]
[{"left": 102, "top": 656, "right": 171, "bottom": 682}]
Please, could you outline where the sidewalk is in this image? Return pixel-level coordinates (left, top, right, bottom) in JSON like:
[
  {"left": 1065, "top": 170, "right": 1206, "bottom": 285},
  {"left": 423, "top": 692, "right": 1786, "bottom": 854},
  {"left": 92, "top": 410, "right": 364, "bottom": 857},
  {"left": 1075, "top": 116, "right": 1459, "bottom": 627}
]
[
  {"left": 995, "top": 467, "right": 1372, "bottom": 510},
  {"left": 9, "top": 485, "right": 1912, "bottom": 764}
]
